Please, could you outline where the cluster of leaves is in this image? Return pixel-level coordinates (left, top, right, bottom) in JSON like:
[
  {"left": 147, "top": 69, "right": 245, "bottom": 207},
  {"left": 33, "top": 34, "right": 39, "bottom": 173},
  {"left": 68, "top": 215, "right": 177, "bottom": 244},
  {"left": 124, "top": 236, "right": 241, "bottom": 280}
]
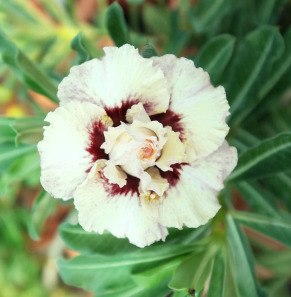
[{"left": 1, "top": 0, "right": 291, "bottom": 296}]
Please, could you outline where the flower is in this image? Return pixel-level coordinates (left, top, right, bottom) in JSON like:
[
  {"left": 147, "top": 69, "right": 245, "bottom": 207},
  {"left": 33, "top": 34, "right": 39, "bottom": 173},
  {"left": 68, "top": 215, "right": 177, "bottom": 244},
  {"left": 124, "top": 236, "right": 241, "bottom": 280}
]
[{"left": 38, "top": 44, "right": 237, "bottom": 248}]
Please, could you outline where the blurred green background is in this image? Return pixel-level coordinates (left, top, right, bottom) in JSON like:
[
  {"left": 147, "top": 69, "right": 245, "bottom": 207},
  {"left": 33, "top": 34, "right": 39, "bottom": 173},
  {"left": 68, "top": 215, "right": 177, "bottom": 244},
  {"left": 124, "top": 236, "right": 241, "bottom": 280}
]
[{"left": 1, "top": 0, "right": 291, "bottom": 297}]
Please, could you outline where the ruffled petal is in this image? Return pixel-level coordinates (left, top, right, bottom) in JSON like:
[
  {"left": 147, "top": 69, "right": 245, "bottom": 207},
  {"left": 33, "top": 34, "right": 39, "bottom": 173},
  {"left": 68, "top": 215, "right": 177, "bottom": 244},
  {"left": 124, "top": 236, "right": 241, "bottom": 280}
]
[
  {"left": 38, "top": 101, "right": 112, "bottom": 200},
  {"left": 151, "top": 55, "right": 230, "bottom": 161},
  {"left": 103, "top": 161, "right": 127, "bottom": 188},
  {"left": 58, "top": 44, "right": 170, "bottom": 116},
  {"left": 141, "top": 167, "right": 169, "bottom": 197},
  {"left": 74, "top": 160, "right": 168, "bottom": 248},
  {"left": 126, "top": 103, "right": 151, "bottom": 123},
  {"left": 141, "top": 142, "right": 237, "bottom": 228},
  {"left": 156, "top": 126, "right": 186, "bottom": 171}
]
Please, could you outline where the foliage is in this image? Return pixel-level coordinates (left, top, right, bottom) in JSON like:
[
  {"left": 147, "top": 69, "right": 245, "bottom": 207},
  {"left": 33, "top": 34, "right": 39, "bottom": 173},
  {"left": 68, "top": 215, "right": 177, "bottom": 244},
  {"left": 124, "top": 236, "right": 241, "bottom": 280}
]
[{"left": 1, "top": 0, "right": 291, "bottom": 296}]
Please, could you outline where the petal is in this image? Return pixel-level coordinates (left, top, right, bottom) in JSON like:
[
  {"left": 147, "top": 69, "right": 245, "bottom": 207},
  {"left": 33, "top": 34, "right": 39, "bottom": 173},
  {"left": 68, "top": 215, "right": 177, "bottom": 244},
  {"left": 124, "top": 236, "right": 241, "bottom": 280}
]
[
  {"left": 130, "top": 120, "right": 168, "bottom": 150},
  {"left": 38, "top": 101, "right": 112, "bottom": 200},
  {"left": 103, "top": 161, "right": 127, "bottom": 188},
  {"left": 74, "top": 160, "right": 168, "bottom": 248},
  {"left": 126, "top": 103, "right": 151, "bottom": 123},
  {"left": 101, "top": 125, "right": 125, "bottom": 154},
  {"left": 142, "top": 167, "right": 169, "bottom": 196},
  {"left": 151, "top": 55, "right": 230, "bottom": 161},
  {"left": 156, "top": 126, "right": 186, "bottom": 171},
  {"left": 141, "top": 142, "right": 237, "bottom": 228},
  {"left": 58, "top": 44, "right": 170, "bottom": 116}
]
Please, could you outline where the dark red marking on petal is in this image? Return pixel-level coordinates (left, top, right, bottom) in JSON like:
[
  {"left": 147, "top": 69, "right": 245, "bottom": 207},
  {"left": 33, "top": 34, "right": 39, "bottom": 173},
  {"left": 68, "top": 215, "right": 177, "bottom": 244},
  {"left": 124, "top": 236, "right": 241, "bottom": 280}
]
[
  {"left": 86, "top": 121, "right": 109, "bottom": 172},
  {"left": 108, "top": 175, "right": 140, "bottom": 196},
  {"left": 105, "top": 99, "right": 155, "bottom": 127},
  {"left": 159, "top": 163, "right": 188, "bottom": 188},
  {"left": 150, "top": 109, "right": 185, "bottom": 140},
  {"left": 99, "top": 167, "right": 140, "bottom": 197}
]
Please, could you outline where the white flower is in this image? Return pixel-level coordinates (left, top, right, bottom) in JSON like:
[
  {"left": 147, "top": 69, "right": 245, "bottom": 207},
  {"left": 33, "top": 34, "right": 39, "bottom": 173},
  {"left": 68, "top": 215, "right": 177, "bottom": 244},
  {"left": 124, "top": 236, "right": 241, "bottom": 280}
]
[{"left": 38, "top": 44, "right": 237, "bottom": 248}]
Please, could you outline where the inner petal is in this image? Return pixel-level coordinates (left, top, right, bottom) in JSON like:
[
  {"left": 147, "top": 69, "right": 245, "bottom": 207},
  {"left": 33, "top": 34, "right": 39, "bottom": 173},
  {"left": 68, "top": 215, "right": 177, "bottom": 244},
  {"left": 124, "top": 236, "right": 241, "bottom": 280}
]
[{"left": 100, "top": 103, "right": 186, "bottom": 197}]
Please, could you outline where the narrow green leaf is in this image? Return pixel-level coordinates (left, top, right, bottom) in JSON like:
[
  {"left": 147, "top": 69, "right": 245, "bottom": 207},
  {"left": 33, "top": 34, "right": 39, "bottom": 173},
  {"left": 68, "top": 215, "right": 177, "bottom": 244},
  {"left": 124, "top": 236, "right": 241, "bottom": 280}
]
[
  {"left": 207, "top": 250, "right": 225, "bottom": 297},
  {"left": 140, "top": 41, "right": 159, "bottom": 58},
  {"left": 195, "top": 34, "right": 236, "bottom": 85},
  {"left": 227, "top": 26, "right": 284, "bottom": 125},
  {"left": 58, "top": 244, "right": 196, "bottom": 293},
  {"left": 105, "top": 2, "right": 129, "bottom": 47},
  {"left": 0, "top": 151, "right": 40, "bottom": 196},
  {"left": 228, "top": 133, "right": 291, "bottom": 181},
  {"left": 256, "top": 0, "right": 288, "bottom": 24},
  {"left": 0, "top": 144, "right": 37, "bottom": 173},
  {"left": 59, "top": 222, "right": 138, "bottom": 255},
  {"left": 236, "top": 182, "right": 280, "bottom": 217},
  {"left": 169, "top": 246, "right": 217, "bottom": 292},
  {"left": 190, "top": 0, "right": 232, "bottom": 33},
  {"left": 263, "top": 173, "right": 291, "bottom": 211},
  {"left": 231, "top": 211, "right": 291, "bottom": 248},
  {"left": 131, "top": 257, "right": 185, "bottom": 288},
  {"left": 71, "top": 32, "right": 91, "bottom": 65},
  {"left": 226, "top": 215, "right": 259, "bottom": 297},
  {"left": 127, "top": 0, "right": 144, "bottom": 3},
  {"left": 164, "top": 9, "right": 189, "bottom": 56},
  {"left": 0, "top": 30, "right": 58, "bottom": 103},
  {"left": 142, "top": 4, "right": 170, "bottom": 36},
  {"left": 28, "top": 190, "right": 57, "bottom": 240},
  {"left": 93, "top": 278, "right": 171, "bottom": 297},
  {"left": 11, "top": 117, "right": 48, "bottom": 146}
]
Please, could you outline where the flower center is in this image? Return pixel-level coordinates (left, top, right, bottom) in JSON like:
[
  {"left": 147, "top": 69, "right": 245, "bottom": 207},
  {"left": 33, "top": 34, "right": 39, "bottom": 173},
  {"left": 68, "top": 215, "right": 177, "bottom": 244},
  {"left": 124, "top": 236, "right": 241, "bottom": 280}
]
[
  {"left": 139, "top": 139, "right": 159, "bottom": 162},
  {"left": 101, "top": 103, "right": 186, "bottom": 197}
]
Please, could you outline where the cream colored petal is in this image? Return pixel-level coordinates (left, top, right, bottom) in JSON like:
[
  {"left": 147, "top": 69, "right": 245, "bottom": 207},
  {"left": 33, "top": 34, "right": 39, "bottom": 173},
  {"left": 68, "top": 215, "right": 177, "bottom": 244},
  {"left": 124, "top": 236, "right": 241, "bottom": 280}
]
[
  {"left": 101, "top": 125, "right": 125, "bottom": 154},
  {"left": 121, "top": 122, "right": 156, "bottom": 143},
  {"left": 103, "top": 161, "right": 127, "bottom": 188},
  {"left": 74, "top": 160, "right": 168, "bottom": 248},
  {"left": 38, "top": 102, "right": 112, "bottom": 200},
  {"left": 151, "top": 55, "right": 230, "bottom": 161},
  {"left": 156, "top": 126, "right": 186, "bottom": 171},
  {"left": 58, "top": 44, "right": 170, "bottom": 115},
  {"left": 131, "top": 120, "right": 168, "bottom": 150},
  {"left": 141, "top": 142, "right": 237, "bottom": 228},
  {"left": 144, "top": 167, "right": 169, "bottom": 196},
  {"left": 126, "top": 103, "right": 151, "bottom": 123}
]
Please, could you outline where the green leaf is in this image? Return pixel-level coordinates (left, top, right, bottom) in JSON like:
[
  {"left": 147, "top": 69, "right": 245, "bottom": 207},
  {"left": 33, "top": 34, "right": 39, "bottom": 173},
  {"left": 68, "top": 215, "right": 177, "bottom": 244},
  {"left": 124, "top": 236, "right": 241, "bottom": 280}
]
[
  {"left": 0, "top": 144, "right": 37, "bottom": 173},
  {"left": 256, "top": 0, "right": 288, "bottom": 24},
  {"left": 59, "top": 222, "right": 139, "bottom": 255},
  {"left": 11, "top": 117, "right": 48, "bottom": 146},
  {"left": 93, "top": 278, "right": 171, "bottom": 297},
  {"left": 0, "top": 30, "right": 58, "bottom": 103},
  {"left": 105, "top": 2, "right": 129, "bottom": 47},
  {"left": 169, "top": 245, "right": 217, "bottom": 292},
  {"left": 131, "top": 256, "right": 185, "bottom": 288},
  {"left": 227, "top": 26, "right": 284, "bottom": 126},
  {"left": 127, "top": 0, "right": 144, "bottom": 3},
  {"left": 226, "top": 215, "right": 259, "bottom": 297},
  {"left": 194, "top": 34, "right": 236, "bottom": 85},
  {"left": 142, "top": 4, "right": 170, "bottom": 36},
  {"left": 140, "top": 42, "right": 159, "bottom": 58},
  {"left": 71, "top": 32, "right": 91, "bottom": 65},
  {"left": 207, "top": 250, "right": 225, "bottom": 297},
  {"left": 164, "top": 9, "right": 189, "bottom": 56},
  {"left": 28, "top": 190, "right": 57, "bottom": 240},
  {"left": 190, "top": 0, "right": 232, "bottom": 34},
  {"left": 0, "top": 151, "right": 40, "bottom": 196},
  {"left": 0, "top": 118, "right": 16, "bottom": 144},
  {"left": 228, "top": 133, "right": 291, "bottom": 181},
  {"left": 236, "top": 182, "right": 280, "bottom": 217},
  {"left": 262, "top": 173, "right": 291, "bottom": 211},
  {"left": 58, "top": 244, "right": 196, "bottom": 293},
  {"left": 231, "top": 211, "right": 291, "bottom": 248}
]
